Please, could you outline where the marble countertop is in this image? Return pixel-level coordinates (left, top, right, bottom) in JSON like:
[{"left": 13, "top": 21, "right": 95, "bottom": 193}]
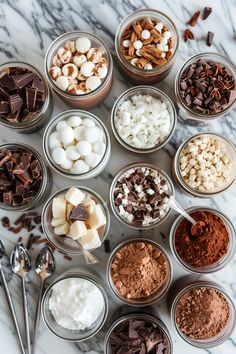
[{"left": 0, "top": 0, "right": 236, "bottom": 353}]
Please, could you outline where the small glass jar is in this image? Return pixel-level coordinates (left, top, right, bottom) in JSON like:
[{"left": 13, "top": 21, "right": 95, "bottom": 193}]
[
  {"left": 42, "top": 271, "right": 109, "bottom": 342},
  {"left": 42, "top": 186, "right": 110, "bottom": 255},
  {"left": 0, "top": 61, "right": 52, "bottom": 133},
  {"left": 107, "top": 238, "right": 173, "bottom": 306},
  {"left": 43, "top": 110, "right": 111, "bottom": 180},
  {"left": 110, "top": 162, "right": 175, "bottom": 229},
  {"left": 115, "top": 9, "right": 179, "bottom": 84},
  {"left": 175, "top": 53, "right": 236, "bottom": 124},
  {"left": 173, "top": 133, "right": 236, "bottom": 197},
  {"left": 45, "top": 31, "right": 113, "bottom": 108},
  {"left": 170, "top": 280, "right": 236, "bottom": 348},
  {"left": 169, "top": 206, "right": 236, "bottom": 274},
  {"left": 0, "top": 143, "right": 51, "bottom": 211},
  {"left": 111, "top": 86, "right": 177, "bottom": 153},
  {"left": 104, "top": 312, "right": 173, "bottom": 353}
]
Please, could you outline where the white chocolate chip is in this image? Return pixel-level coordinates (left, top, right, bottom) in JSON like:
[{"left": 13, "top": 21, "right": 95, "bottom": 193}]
[
  {"left": 141, "top": 30, "right": 151, "bottom": 39},
  {"left": 123, "top": 40, "right": 130, "bottom": 48},
  {"left": 133, "top": 40, "right": 143, "bottom": 50}
]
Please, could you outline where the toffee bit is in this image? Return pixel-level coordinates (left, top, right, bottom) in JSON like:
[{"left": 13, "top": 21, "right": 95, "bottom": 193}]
[
  {"left": 184, "top": 29, "right": 194, "bottom": 42},
  {"left": 202, "top": 7, "right": 212, "bottom": 20},
  {"left": 187, "top": 10, "right": 200, "bottom": 26}
]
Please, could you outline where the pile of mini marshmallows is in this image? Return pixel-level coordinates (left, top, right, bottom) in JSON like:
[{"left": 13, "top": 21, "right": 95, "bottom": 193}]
[
  {"left": 115, "top": 94, "right": 171, "bottom": 149},
  {"left": 49, "top": 37, "right": 108, "bottom": 94},
  {"left": 49, "top": 115, "right": 106, "bottom": 174},
  {"left": 179, "top": 135, "right": 233, "bottom": 192}
]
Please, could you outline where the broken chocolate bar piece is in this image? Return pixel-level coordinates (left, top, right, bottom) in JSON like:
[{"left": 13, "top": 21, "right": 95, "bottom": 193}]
[{"left": 69, "top": 205, "right": 87, "bottom": 221}]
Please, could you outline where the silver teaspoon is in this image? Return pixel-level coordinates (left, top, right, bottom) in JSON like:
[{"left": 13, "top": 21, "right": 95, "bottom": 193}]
[
  {"left": 0, "top": 239, "right": 26, "bottom": 354},
  {"left": 11, "top": 243, "right": 32, "bottom": 354},
  {"left": 32, "top": 245, "right": 55, "bottom": 354}
]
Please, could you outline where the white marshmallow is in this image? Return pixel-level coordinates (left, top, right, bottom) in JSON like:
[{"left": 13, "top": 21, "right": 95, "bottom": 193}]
[
  {"left": 57, "top": 47, "right": 72, "bottom": 63},
  {"left": 95, "top": 64, "right": 108, "bottom": 79},
  {"left": 79, "top": 229, "right": 101, "bottom": 250},
  {"left": 65, "top": 187, "right": 84, "bottom": 206},
  {"left": 71, "top": 160, "right": 89, "bottom": 174},
  {"left": 55, "top": 76, "right": 69, "bottom": 91},
  {"left": 52, "top": 197, "right": 66, "bottom": 219},
  {"left": 54, "top": 222, "right": 70, "bottom": 235},
  {"left": 82, "top": 118, "right": 95, "bottom": 127},
  {"left": 73, "top": 54, "right": 87, "bottom": 67},
  {"left": 56, "top": 121, "right": 68, "bottom": 131},
  {"left": 52, "top": 147, "right": 66, "bottom": 164},
  {"left": 49, "top": 132, "right": 61, "bottom": 149},
  {"left": 57, "top": 126, "right": 74, "bottom": 144},
  {"left": 75, "top": 37, "right": 91, "bottom": 53},
  {"left": 85, "top": 152, "right": 101, "bottom": 167},
  {"left": 156, "top": 43, "right": 164, "bottom": 51},
  {"left": 133, "top": 40, "right": 143, "bottom": 50},
  {"left": 141, "top": 30, "right": 150, "bottom": 39},
  {"left": 122, "top": 40, "right": 130, "bottom": 48},
  {"left": 60, "top": 158, "right": 73, "bottom": 170},
  {"left": 163, "top": 31, "right": 172, "bottom": 39},
  {"left": 51, "top": 218, "right": 65, "bottom": 227},
  {"left": 144, "top": 63, "right": 153, "bottom": 70},
  {"left": 162, "top": 45, "right": 169, "bottom": 52},
  {"left": 83, "top": 126, "right": 102, "bottom": 143},
  {"left": 93, "top": 141, "right": 106, "bottom": 155},
  {"left": 87, "top": 48, "right": 103, "bottom": 63},
  {"left": 86, "top": 76, "right": 101, "bottom": 91},
  {"left": 67, "top": 115, "right": 82, "bottom": 127},
  {"left": 131, "top": 58, "right": 138, "bottom": 66},
  {"left": 61, "top": 63, "right": 78, "bottom": 79},
  {"left": 87, "top": 204, "right": 106, "bottom": 229},
  {"left": 66, "top": 146, "right": 81, "bottom": 160},
  {"left": 76, "top": 141, "right": 92, "bottom": 156},
  {"left": 155, "top": 22, "right": 164, "bottom": 32},
  {"left": 74, "top": 126, "right": 85, "bottom": 141},
  {"left": 80, "top": 61, "right": 95, "bottom": 77},
  {"left": 70, "top": 220, "right": 87, "bottom": 240}
]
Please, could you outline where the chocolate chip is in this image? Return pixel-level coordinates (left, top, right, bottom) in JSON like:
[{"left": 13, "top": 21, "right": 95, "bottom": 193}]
[
  {"left": 184, "top": 28, "right": 194, "bottom": 42},
  {"left": 187, "top": 11, "right": 200, "bottom": 26},
  {"left": 202, "top": 7, "right": 212, "bottom": 20},
  {"left": 206, "top": 31, "right": 214, "bottom": 46},
  {"left": 69, "top": 205, "right": 87, "bottom": 221}
]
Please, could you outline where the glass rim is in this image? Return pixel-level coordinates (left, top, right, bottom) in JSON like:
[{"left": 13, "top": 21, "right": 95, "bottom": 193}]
[
  {"left": 41, "top": 271, "right": 109, "bottom": 342},
  {"left": 111, "top": 85, "right": 177, "bottom": 153},
  {"left": 169, "top": 206, "right": 236, "bottom": 274},
  {"left": 44, "top": 30, "right": 113, "bottom": 99},
  {"left": 43, "top": 109, "right": 110, "bottom": 178},
  {"left": 174, "top": 52, "right": 236, "bottom": 120},
  {"left": 115, "top": 8, "right": 179, "bottom": 75},
  {"left": 42, "top": 185, "right": 110, "bottom": 255},
  {"left": 106, "top": 237, "right": 173, "bottom": 306},
  {"left": 175, "top": 132, "right": 236, "bottom": 196}
]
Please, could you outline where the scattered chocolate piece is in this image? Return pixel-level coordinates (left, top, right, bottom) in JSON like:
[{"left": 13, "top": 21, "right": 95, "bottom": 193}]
[
  {"left": 0, "top": 67, "right": 45, "bottom": 124},
  {"left": 206, "top": 31, "right": 214, "bottom": 46},
  {"left": 69, "top": 205, "right": 87, "bottom": 221},
  {"left": 184, "top": 29, "right": 194, "bottom": 42},
  {"left": 64, "top": 255, "right": 72, "bottom": 261},
  {"left": 1, "top": 216, "right": 10, "bottom": 228},
  {"left": 202, "top": 7, "right": 212, "bottom": 20},
  {"left": 104, "top": 239, "right": 111, "bottom": 253},
  {"left": 187, "top": 10, "right": 200, "bottom": 26}
]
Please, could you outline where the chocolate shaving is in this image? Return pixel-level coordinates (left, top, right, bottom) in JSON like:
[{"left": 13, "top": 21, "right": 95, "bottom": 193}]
[
  {"left": 202, "top": 7, "right": 212, "bottom": 20},
  {"left": 184, "top": 29, "right": 194, "bottom": 42},
  {"left": 187, "top": 11, "right": 200, "bottom": 26}
]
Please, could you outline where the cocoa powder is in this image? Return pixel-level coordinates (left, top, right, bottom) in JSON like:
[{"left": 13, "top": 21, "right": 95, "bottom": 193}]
[
  {"left": 111, "top": 242, "right": 168, "bottom": 299},
  {"left": 176, "top": 287, "right": 230, "bottom": 339},
  {"left": 175, "top": 210, "right": 229, "bottom": 267}
]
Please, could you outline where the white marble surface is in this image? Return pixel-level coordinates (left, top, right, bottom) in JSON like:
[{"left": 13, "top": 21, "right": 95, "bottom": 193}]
[{"left": 0, "top": 0, "right": 236, "bottom": 353}]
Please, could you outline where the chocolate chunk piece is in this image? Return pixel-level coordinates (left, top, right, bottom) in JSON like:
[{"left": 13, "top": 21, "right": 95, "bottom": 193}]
[
  {"left": 1, "top": 216, "right": 10, "bottom": 228},
  {"left": 3, "top": 191, "right": 13, "bottom": 205},
  {"left": 0, "top": 101, "right": 10, "bottom": 114},
  {"left": 26, "top": 88, "right": 37, "bottom": 110},
  {"left": 69, "top": 205, "right": 87, "bottom": 221},
  {"left": 12, "top": 73, "right": 34, "bottom": 89},
  {"left": 206, "top": 31, "right": 214, "bottom": 46},
  {"left": 202, "top": 7, "right": 212, "bottom": 20},
  {"left": 32, "top": 75, "right": 45, "bottom": 93},
  {"left": 9, "top": 94, "right": 23, "bottom": 114},
  {"left": 0, "top": 73, "right": 16, "bottom": 90},
  {"left": 187, "top": 11, "right": 200, "bottom": 26},
  {"left": 184, "top": 29, "right": 194, "bottom": 42}
]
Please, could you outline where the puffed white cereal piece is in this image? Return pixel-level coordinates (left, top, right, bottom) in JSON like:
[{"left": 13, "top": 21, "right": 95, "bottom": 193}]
[
  {"left": 61, "top": 63, "right": 78, "bottom": 79},
  {"left": 141, "top": 30, "right": 150, "bottom": 39},
  {"left": 66, "top": 146, "right": 81, "bottom": 160},
  {"left": 76, "top": 141, "right": 92, "bottom": 156},
  {"left": 49, "top": 132, "right": 61, "bottom": 149},
  {"left": 57, "top": 126, "right": 74, "bottom": 144},
  {"left": 71, "top": 160, "right": 90, "bottom": 174},
  {"left": 67, "top": 115, "right": 82, "bottom": 127},
  {"left": 123, "top": 40, "right": 130, "bottom": 48},
  {"left": 133, "top": 40, "right": 143, "bottom": 50},
  {"left": 73, "top": 54, "right": 87, "bottom": 67},
  {"left": 155, "top": 22, "right": 163, "bottom": 32},
  {"left": 163, "top": 31, "right": 172, "bottom": 39},
  {"left": 76, "top": 37, "right": 91, "bottom": 53},
  {"left": 85, "top": 152, "right": 101, "bottom": 167},
  {"left": 74, "top": 126, "right": 85, "bottom": 141},
  {"left": 144, "top": 63, "right": 153, "bottom": 70},
  {"left": 87, "top": 48, "right": 103, "bottom": 63},
  {"left": 55, "top": 76, "right": 69, "bottom": 91},
  {"left": 60, "top": 158, "right": 73, "bottom": 170},
  {"left": 52, "top": 147, "right": 67, "bottom": 165}
]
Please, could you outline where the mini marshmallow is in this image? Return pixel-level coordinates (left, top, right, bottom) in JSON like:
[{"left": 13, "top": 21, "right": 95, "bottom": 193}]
[
  {"left": 80, "top": 61, "right": 95, "bottom": 77},
  {"left": 79, "top": 229, "right": 101, "bottom": 250},
  {"left": 163, "top": 31, "right": 172, "bottom": 39},
  {"left": 133, "top": 40, "right": 143, "bottom": 50},
  {"left": 159, "top": 37, "right": 168, "bottom": 45},
  {"left": 74, "top": 126, "right": 85, "bottom": 141},
  {"left": 68, "top": 84, "right": 85, "bottom": 95},
  {"left": 155, "top": 22, "right": 164, "bottom": 32},
  {"left": 123, "top": 39, "right": 130, "bottom": 48},
  {"left": 87, "top": 48, "right": 103, "bottom": 63},
  {"left": 58, "top": 47, "right": 72, "bottom": 63},
  {"left": 85, "top": 152, "right": 101, "bottom": 167},
  {"left": 57, "top": 126, "right": 74, "bottom": 144},
  {"left": 121, "top": 111, "right": 131, "bottom": 125},
  {"left": 60, "top": 158, "right": 73, "bottom": 170},
  {"left": 82, "top": 118, "right": 96, "bottom": 127},
  {"left": 83, "top": 126, "right": 102, "bottom": 143},
  {"left": 52, "top": 147, "right": 67, "bottom": 164},
  {"left": 61, "top": 63, "right": 78, "bottom": 79},
  {"left": 49, "top": 66, "right": 62, "bottom": 80},
  {"left": 56, "top": 121, "right": 68, "bottom": 131},
  {"left": 144, "top": 63, "right": 153, "bottom": 70},
  {"left": 55, "top": 76, "right": 69, "bottom": 91},
  {"left": 131, "top": 58, "right": 138, "bottom": 66},
  {"left": 52, "top": 197, "right": 66, "bottom": 219},
  {"left": 67, "top": 115, "right": 82, "bottom": 127},
  {"left": 86, "top": 76, "right": 101, "bottom": 91},
  {"left": 66, "top": 146, "right": 81, "bottom": 160},
  {"left": 76, "top": 37, "right": 91, "bottom": 53},
  {"left": 95, "top": 64, "right": 108, "bottom": 79},
  {"left": 73, "top": 54, "right": 87, "bottom": 67},
  {"left": 87, "top": 204, "right": 106, "bottom": 229},
  {"left": 54, "top": 222, "right": 70, "bottom": 235},
  {"left": 93, "top": 141, "right": 106, "bottom": 155},
  {"left": 72, "top": 160, "right": 89, "bottom": 174},
  {"left": 141, "top": 30, "right": 150, "bottom": 39},
  {"left": 76, "top": 141, "right": 92, "bottom": 156},
  {"left": 70, "top": 220, "right": 87, "bottom": 240},
  {"left": 77, "top": 72, "right": 87, "bottom": 81},
  {"left": 51, "top": 218, "right": 65, "bottom": 227},
  {"left": 136, "top": 49, "right": 142, "bottom": 56},
  {"left": 162, "top": 45, "right": 169, "bottom": 52},
  {"left": 49, "top": 132, "right": 61, "bottom": 149},
  {"left": 65, "top": 187, "right": 84, "bottom": 206}
]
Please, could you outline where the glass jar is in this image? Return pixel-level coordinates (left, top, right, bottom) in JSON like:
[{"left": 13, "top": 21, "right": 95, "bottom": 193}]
[
  {"left": 42, "top": 271, "right": 108, "bottom": 342},
  {"left": 111, "top": 85, "right": 177, "bottom": 153},
  {"left": 172, "top": 133, "right": 236, "bottom": 197},
  {"left": 115, "top": 9, "right": 179, "bottom": 84},
  {"left": 0, "top": 61, "right": 52, "bottom": 133},
  {"left": 104, "top": 312, "right": 173, "bottom": 353},
  {"left": 109, "top": 162, "right": 175, "bottom": 230},
  {"left": 43, "top": 110, "right": 111, "bottom": 180},
  {"left": 170, "top": 280, "right": 236, "bottom": 348},
  {"left": 106, "top": 238, "right": 173, "bottom": 306},
  {"left": 0, "top": 143, "right": 51, "bottom": 211},
  {"left": 175, "top": 53, "right": 236, "bottom": 124},
  {"left": 45, "top": 31, "right": 113, "bottom": 108},
  {"left": 169, "top": 206, "right": 236, "bottom": 274},
  {"left": 42, "top": 186, "right": 110, "bottom": 255}
]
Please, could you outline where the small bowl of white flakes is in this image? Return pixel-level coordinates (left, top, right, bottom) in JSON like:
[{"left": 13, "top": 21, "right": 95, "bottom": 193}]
[{"left": 111, "top": 86, "right": 177, "bottom": 153}]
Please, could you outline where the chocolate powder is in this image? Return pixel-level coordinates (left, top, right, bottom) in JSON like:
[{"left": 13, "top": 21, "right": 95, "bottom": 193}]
[
  {"left": 111, "top": 242, "right": 168, "bottom": 299},
  {"left": 176, "top": 287, "right": 230, "bottom": 339},
  {"left": 175, "top": 211, "right": 229, "bottom": 267}
]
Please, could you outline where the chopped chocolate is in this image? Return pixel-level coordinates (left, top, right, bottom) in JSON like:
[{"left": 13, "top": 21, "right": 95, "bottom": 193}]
[
  {"left": 1, "top": 216, "right": 10, "bottom": 228},
  {"left": 184, "top": 29, "right": 194, "bottom": 42},
  {"left": 12, "top": 73, "right": 34, "bottom": 89},
  {"left": 206, "top": 31, "right": 214, "bottom": 46},
  {"left": 187, "top": 10, "right": 200, "bottom": 26},
  {"left": 69, "top": 205, "right": 87, "bottom": 221},
  {"left": 104, "top": 239, "right": 111, "bottom": 253},
  {"left": 202, "top": 7, "right": 212, "bottom": 20}
]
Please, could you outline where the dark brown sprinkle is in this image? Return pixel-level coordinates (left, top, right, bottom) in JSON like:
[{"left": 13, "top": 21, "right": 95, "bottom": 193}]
[
  {"left": 26, "top": 233, "right": 41, "bottom": 250},
  {"left": 104, "top": 239, "right": 111, "bottom": 253},
  {"left": 206, "top": 31, "right": 214, "bottom": 46},
  {"left": 202, "top": 7, "right": 212, "bottom": 20},
  {"left": 187, "top": 10, "right": 200, "bottom": 26},
  {"left": 1, "top": 216, "right": 10, "bottom": 228},
  {"left": 184, "top": 28, "right": 194, "bottom": 42},
  {"left": 0, "top": 67, "right": 45, "bottom": 124},
  {"left": 64, "top": 255, "right": 72, "bottom": 261},
  {"left": 17, "top": 236, "right": 23, "bottom": 243}
]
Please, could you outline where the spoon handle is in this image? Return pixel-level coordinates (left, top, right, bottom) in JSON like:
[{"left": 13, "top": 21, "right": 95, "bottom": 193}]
[
  {"left": 168, "top": 196, "right": 196, "bottom": 225},
  {"left": 32, "top": 279, "right": 44, "bottom": 354},
  {"left": 0, "top": 266, "right": 26, "bottom": 354},
  {"left": 21, "top": 278, "right": 31, "bottom": 354}
]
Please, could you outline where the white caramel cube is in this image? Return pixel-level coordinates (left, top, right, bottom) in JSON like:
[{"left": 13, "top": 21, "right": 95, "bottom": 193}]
[
  {"left": 79, "top": 229, "right": 101, "bottom": 250},
  {"left": 70, "top": 220, "right": 87, "bottom": 240},
  {"left": 54, "top": 222, "right": 70, "bottom": 235},
  {"left": 52, "top": 197, "right": 66, "bottom": 219},
  {"left": 51, "top": 218, "right": 65, "bottom": 227},
  {"left": 65, "top": 187, "right": 84, "bottom": 206},
  {"left": 87, "top": 204, "right": 106, "bottom": 229},
  {"left": 83, "top": 198, "right": 96, "bottom": 214}
]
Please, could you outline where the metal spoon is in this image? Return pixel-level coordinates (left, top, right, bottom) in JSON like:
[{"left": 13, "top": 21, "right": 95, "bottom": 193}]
[
  {"left": 32, "top": 245, "right": 55, "bottom": 354},
  {"left": 11, "top": 243, "right": 32, "bottom": 354},
  {"left": 167, "top": 196, "right": 197, "bottom": 226},
  {"left": 0, "top": 240, "right": 26, "bottom": 354},
  {"left": 77, "top": 239, "right": 100, "bottom": 264}
]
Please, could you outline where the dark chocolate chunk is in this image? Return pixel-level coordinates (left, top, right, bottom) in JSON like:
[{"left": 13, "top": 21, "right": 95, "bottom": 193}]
[
  {"left": 3, "top": 191, "right": 13, "bottom": 205},
  {"left": 187, "top": 11, "right": 200, "bottom": 26},
  {"left": 0, "top": 73, "right": 16, "bottom": 90},
  {"left": 69, "top": 205, "right": 87, "bottom": 221},
  {"left": 26, "top": 88, "right": 37, "bottom": 111},
  {"left": 31, "top": 75, "right": 45, "bottom": 93},
  {"left": 206, "top": 31, "right": 214, "bottom": 46},
  {"left": 9, "top": 94, "right": 23, "bottom": 114},
  {"left": 1, "top": 216, "right": 10, "bottom": 228},
  {"left": 202, "top": 7, "right": 212, "bottom": 20},
  {"left": 12, "top": 73, "right": 34, "bottom": 89},
  {"left": 104, "top": 239, "right": 111, "bottom": 253},
  {"left": 0, "top": 101, "right": 10, "bottom": 114}
]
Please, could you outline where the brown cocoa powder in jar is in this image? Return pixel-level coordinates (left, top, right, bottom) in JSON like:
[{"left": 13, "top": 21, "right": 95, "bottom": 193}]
[
  {"left": 176, "top": 287, "right": 230, "bottom": 340},
  {"left": 111, "top": 241, "right": 168, "bottom": 299},
  {"left": 175, "top": 210, "right": 229, "bottom": 267}
]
